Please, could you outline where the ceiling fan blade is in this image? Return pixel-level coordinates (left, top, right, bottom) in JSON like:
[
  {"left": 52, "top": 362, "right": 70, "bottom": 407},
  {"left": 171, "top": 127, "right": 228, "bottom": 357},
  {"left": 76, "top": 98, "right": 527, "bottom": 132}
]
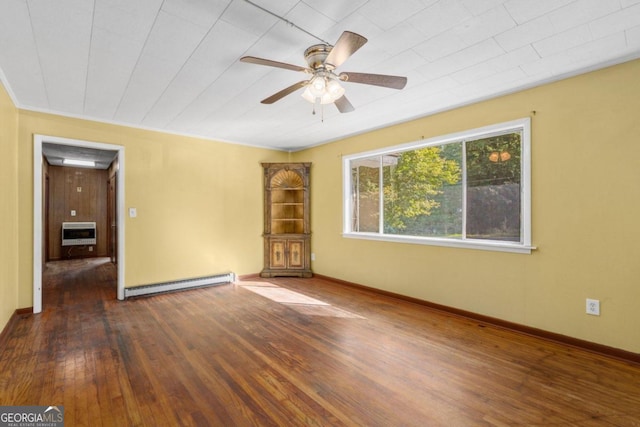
[
  {"left": 334, "top": 95, "right": 355, "bottom": 113},
  {"left": 261, "top": 81, "right": 308, "bottom": 104},
  {"left": 339, "top": 72, "right": 407, "bottom": 90},
  {"left": 324, "top": 31, "right": 368, "bottom": 69},
  {"left": 240, "top": 56, "right": 310, "bottom": 73}
]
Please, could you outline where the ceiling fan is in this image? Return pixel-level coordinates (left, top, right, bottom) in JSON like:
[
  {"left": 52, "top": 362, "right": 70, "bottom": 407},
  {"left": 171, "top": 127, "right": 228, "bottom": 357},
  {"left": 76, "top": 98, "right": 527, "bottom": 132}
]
[{"left": 240, "top": 31, "right": 407, "bottom": 113}]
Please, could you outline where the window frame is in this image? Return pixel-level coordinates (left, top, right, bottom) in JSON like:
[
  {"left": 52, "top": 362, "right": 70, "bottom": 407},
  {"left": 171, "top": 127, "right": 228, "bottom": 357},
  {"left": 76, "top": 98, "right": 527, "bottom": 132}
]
[{"left": 342, "top": 118, "right": 534, "bottom": 254}]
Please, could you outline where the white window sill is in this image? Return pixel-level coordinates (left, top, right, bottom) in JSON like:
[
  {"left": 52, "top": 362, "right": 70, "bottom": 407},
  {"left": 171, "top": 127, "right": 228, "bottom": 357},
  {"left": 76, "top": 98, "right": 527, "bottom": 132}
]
[{"left": 342, "top": 232, "right": 536, "bottom": 254}]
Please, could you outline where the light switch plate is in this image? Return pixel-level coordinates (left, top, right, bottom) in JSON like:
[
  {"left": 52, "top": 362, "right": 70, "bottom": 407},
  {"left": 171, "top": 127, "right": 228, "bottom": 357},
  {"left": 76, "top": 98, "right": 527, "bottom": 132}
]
[{"left": 129, "top": 208, "right": 137, "bottom": 218}]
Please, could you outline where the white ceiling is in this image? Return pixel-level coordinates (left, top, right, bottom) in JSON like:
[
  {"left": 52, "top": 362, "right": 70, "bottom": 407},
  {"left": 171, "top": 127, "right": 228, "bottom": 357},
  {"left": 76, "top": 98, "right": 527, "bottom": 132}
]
[{"left": 2, "top": 0, "right": 640, "bottom": 151}]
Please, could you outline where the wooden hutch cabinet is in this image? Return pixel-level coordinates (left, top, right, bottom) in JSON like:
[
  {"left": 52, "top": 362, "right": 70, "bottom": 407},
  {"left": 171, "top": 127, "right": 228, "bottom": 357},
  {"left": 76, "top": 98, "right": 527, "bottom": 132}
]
[{"left": 261, "top": 162, "right": 312, "bottom": 278}]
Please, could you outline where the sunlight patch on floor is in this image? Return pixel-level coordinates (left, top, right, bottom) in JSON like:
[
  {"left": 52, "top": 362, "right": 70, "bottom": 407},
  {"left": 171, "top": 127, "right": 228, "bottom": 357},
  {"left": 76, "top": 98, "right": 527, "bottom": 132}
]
[{"left": 239, "top": 282, "right": 365, "bottom": 319}]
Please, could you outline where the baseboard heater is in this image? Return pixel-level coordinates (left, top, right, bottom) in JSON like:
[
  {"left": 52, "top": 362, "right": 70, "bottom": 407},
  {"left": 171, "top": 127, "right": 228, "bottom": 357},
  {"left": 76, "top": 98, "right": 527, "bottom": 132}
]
[{"left": 124, "top": 272, "right": 236, "bottom": 298}]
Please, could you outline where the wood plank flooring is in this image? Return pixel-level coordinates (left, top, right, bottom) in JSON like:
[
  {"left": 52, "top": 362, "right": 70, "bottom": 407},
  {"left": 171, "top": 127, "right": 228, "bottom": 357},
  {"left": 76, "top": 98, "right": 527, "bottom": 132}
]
[{"left": 1, "top": 258, "right": 640, "bottom": 426}]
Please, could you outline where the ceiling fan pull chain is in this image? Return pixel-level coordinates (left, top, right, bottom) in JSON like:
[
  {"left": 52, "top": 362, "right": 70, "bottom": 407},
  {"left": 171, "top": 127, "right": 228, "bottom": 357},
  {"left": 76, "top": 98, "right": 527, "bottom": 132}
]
[{"left": 312, "top": 97, "right": 322, "bottom": 116}]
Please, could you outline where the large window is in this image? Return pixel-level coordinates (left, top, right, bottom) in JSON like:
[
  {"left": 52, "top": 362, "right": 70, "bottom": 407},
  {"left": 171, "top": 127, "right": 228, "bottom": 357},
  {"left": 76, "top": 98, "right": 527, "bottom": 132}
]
[{"left": 343, "top": 119, "right": 532, "bottom": 253}]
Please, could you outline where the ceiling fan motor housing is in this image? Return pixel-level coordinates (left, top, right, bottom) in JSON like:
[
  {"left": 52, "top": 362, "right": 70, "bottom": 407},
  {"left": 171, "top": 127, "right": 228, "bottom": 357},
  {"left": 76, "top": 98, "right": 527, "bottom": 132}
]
[{"left": 304, "top": 44, "right": 334, "bottom": 70}]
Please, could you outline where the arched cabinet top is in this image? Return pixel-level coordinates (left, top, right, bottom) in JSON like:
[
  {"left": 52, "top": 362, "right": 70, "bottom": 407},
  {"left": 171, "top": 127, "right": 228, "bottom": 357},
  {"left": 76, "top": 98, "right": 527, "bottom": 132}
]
[{"left": 270, "top": 169, "right": 304, "bottom": 189}]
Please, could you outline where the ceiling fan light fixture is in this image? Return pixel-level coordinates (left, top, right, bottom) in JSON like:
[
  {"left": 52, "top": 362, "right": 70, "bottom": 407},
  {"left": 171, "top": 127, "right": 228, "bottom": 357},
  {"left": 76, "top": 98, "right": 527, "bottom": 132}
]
[
  {"left": 327, "top": 78, "right": 345, "bottom": 99},
  {"left": 309, "top": 75, "right": 326, "bottom": 97},
  {"left": 301, "top": 75, "right": 345, "bottom": 105},
  {"left": 301, "top": 86, "right": 314, "bottom": 103},
  {"left": 301, "top": 86, "right": 331, "bottom": 104}
]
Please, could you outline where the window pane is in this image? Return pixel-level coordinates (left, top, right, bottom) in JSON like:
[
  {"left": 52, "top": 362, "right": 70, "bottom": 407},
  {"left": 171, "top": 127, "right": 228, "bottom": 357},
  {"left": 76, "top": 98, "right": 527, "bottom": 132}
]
[
  {"left": 465, "top": 132, "right": 521, "bottom": 242},
  {"left": 344, "top": 119, "right": 530, "bottom": 252},
  {"left": 351, "top": 157, "right": 380, "bottom": 232},
  {"left": 382, "top": 145, "right": 462, "bottom": 237}
]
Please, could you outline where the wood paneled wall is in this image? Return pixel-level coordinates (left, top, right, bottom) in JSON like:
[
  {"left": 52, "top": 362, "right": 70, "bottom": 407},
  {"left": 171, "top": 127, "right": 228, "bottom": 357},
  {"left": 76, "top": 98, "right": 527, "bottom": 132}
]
[{"left": 48, "top": 165, "right": 109, "bottom": 260}]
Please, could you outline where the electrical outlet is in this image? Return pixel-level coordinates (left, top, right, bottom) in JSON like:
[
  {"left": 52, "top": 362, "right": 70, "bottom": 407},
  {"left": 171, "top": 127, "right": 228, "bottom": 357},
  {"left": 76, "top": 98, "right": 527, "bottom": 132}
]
[
  {"left": 586, "top": 299, "right": 600, "bottom": 316},
  {"left": 311, "top": 253, "right": 316, "bottom": 261}
]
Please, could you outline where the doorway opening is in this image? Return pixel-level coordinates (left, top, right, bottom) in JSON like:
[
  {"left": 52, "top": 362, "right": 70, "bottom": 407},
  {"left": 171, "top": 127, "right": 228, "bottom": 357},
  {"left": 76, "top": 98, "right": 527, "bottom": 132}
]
[{"left": 33, "top": 135, "right": 125, "bottom": 313}]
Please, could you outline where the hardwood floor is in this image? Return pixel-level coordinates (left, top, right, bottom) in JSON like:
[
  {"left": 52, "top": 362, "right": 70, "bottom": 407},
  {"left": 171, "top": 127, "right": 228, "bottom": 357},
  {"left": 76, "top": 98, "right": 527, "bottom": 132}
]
[{"left": 1, "top": 258, "right": 640, "bottom": 426}]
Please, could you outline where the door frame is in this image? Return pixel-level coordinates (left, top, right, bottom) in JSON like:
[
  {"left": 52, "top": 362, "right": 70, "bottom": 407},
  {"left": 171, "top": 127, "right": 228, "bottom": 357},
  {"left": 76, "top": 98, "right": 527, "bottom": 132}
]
[
  {"left": 33, "top": 134, "right": 126, "bottom": 313},
  {"left": 107, "top": 173, "right": 117, "bottom": 264}
]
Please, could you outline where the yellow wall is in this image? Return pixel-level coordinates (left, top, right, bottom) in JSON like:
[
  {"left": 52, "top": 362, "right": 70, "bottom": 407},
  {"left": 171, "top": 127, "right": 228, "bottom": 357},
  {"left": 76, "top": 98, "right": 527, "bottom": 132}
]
[
  {"left": 15, "top": 111, "right": 288, "bottom": 308},
  {"left": 295, "top": 59, "right": 640, "bottom": 354},
  {"left": 0, "top": 81, "right": 19, "bottom": 329}
]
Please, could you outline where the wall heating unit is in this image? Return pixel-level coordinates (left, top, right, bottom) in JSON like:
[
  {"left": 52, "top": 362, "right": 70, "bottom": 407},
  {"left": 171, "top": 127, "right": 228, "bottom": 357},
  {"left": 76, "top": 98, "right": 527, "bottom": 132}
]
[{"left": 62, "top": 221, "right": 96, "bottom": 246}]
